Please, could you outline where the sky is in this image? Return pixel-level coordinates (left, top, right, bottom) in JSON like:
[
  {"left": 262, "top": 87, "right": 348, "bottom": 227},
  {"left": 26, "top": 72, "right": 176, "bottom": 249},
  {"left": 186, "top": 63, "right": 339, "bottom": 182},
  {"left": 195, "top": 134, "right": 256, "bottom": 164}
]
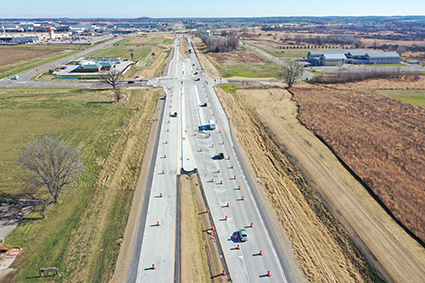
[{"left": 1, "top": 0, "right": 424, "bottom": 18}]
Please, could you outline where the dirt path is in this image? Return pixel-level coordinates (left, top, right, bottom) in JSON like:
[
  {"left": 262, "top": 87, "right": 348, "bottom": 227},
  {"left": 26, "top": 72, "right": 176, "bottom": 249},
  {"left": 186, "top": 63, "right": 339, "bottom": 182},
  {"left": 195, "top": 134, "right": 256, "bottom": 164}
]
[{"left": 247, "top": 84, "right": 425, "bottom": 282}]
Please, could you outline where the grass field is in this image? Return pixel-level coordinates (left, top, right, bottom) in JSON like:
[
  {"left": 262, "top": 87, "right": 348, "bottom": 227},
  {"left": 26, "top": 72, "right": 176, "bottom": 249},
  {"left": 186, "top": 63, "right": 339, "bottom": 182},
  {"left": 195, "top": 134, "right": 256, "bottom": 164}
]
[
  {"left": 243, "top": 41, "right": 310, "bottom": 59},
  {"left": 1, "top": 87, "right": 158, "bottom": 282},
  {"left": 117, "top": 36, "right": 173, "bottom": 47},
  {"left": 366, "top": 89, "right": 425, "bottom": 108},
  {"left": 82, "top": 35, "right": 174, "bottom": 79},
  {"left": 206, "top": 46, "right": 283, "bottom": 78},
  {"left": 86, "top": 47, "right": 152, "bottom": 62}
]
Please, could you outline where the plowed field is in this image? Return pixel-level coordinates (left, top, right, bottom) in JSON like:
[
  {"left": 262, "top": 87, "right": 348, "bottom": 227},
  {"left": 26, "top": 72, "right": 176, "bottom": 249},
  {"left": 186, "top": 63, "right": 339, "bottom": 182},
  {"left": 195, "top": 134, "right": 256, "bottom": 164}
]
[{"left": 0, "top": 48, "right": 63, "bottom": 67}]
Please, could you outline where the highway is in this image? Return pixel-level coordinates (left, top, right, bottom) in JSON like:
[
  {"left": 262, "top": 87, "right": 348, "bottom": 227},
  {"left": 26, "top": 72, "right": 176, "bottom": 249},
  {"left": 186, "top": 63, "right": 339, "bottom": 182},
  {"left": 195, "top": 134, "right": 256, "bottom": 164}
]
[
  {"left": 127, "top": 35, "right": 298, "bottom": 282},
  {"left": 0, "top": 31, "right": 299, "bottom": 282}
]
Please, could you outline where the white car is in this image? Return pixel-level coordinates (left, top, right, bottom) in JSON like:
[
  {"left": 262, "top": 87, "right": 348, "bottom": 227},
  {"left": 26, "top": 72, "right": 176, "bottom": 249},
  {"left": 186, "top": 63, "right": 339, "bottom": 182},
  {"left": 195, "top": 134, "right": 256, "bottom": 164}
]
[{"left": 239, "top": 229, "right": 248, "bottom": 242}]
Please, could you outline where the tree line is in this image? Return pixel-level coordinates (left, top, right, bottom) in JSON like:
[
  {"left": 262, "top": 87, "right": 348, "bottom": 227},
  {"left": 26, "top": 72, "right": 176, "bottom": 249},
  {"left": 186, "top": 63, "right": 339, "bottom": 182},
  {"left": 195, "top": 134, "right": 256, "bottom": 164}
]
[{"left": 199, "top": 34, "right": 239, "bottom": 53}]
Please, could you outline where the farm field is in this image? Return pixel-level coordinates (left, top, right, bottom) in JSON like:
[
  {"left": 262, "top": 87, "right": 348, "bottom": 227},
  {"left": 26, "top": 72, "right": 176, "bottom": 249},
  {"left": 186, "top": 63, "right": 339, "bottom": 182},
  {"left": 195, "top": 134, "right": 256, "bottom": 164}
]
[
  {"left": 292, "top": 82, "right": 425, "bottom": 244},
  {"left": 0, "top": 87, "right": 158, "bottom": 282},
  {"left": 193, "top": 37, "right": 282, "bottom": 78},
  {"left": 0, "top": 47, "right": 80, "bottom": 79}
]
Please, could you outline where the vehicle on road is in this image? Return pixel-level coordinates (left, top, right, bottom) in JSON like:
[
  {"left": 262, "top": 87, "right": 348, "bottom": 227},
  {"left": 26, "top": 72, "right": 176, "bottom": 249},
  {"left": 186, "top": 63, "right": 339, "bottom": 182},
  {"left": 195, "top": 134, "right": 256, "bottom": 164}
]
[
  {"left": 193, "top": 72, "right": 198, "bottom": 75},
  {"left": 198, "top": 120, "right": 216, "bottom": 131},
  {"left": 201, "top": 102, "right": 207, "bottom": 107},
  {"left": 173, "top": 112, "right": 177, "bottom": 117},
  {"left": 239, "top": 229, "right": 248, "bottom": 242},
  {"left": 128, "top": 81, "right": 135, "bottom": 84},
  {"left": 195, "top": 78, "right": 200, "bottom": 81},
  {"left": 215, "top": 153, "right": 225, "bottom": 160},
  {"left": 11, "top": 75, "right": 20, "bottom": 80}
]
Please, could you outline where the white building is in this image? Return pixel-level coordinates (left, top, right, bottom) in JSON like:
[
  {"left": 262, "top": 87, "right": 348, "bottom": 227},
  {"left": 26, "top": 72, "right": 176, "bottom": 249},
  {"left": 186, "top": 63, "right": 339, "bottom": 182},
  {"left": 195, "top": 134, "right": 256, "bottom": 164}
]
[
  {"left": 365, "top": 51, "right": 401, "bottom": 64},
  {"left": 308, "top": 49, "right": 401, "bottom": 66},
  {"left": 319, "top": 53, "right": 346, "bottom": 66}
]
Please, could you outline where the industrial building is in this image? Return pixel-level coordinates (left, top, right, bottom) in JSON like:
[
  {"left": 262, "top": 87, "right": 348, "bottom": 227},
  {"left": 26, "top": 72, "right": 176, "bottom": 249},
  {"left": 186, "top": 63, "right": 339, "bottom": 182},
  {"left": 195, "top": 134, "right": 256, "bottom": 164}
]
[{"left": 307, "top": 49, "right": 401, "bottom": 66}]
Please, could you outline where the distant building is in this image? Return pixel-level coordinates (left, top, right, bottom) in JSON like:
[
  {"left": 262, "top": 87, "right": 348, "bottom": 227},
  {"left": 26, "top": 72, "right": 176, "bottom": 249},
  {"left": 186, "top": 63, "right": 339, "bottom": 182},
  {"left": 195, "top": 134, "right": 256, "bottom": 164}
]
[
  {"left": 307, "top": 49, "right": 401, "bottom": 66},
  {"left": 364, "top": 51, "right": 401, "bottom": 64},
  {"left": 0, "top": 36, "right": 39, "bottom": 45},
  {"left": 320, "top": 53, "right": 346, "bottom": 66},
  {"left": 74, "top": 62, "right": 102, "bottom": 73},
  {"left": 72, "top": 60, "right": 117, "bottom": 73},
  {"left": 200, "top": 30, "right": 211, "bottom": 37}
]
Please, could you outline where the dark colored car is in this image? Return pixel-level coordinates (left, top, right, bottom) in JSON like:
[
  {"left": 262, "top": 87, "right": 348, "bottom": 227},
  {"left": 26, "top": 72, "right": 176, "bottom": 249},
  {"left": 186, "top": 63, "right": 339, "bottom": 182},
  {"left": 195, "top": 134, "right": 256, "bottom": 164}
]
[
  {"left": 128, "top": 81, "right": 135, "bottom": 84},
  {"left": 217, "top": 153, "right": 224, "bottom": 159},
  {"left": 201, "top": 103, "right": 207, "bottom": 107},
  {"left": 195, "top": 78, "right": 200, "bottom": 81}
]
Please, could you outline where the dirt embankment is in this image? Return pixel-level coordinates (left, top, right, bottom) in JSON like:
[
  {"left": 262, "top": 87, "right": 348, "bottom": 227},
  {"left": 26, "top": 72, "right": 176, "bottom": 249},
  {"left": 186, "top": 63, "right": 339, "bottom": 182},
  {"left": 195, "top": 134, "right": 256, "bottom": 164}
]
[
  {"left": 180, "top": 174, "right": 225, "bottom": 283},
  {"left": 216, "top": 83, "right": 380, "bottom": 282},
  {"left": 293, "top": 83, "right": 425, "bottom": 244}
]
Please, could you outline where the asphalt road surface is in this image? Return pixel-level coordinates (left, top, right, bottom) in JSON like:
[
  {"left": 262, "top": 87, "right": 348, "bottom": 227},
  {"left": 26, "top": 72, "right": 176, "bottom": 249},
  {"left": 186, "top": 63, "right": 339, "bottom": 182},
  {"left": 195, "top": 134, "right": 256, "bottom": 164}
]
[{"left": 127, "top": 36, "right": 299, "bottom": 282}]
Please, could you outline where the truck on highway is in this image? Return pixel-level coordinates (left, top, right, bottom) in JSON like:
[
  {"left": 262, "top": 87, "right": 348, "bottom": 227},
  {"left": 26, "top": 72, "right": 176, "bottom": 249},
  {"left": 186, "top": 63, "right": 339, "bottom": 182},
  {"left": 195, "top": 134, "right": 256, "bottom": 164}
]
[
  {"left": 198, "top": 120, "right": 216, "bottom": 131},
  {"left": 11, "top": 75, "right": 20, "bottom": 80}
]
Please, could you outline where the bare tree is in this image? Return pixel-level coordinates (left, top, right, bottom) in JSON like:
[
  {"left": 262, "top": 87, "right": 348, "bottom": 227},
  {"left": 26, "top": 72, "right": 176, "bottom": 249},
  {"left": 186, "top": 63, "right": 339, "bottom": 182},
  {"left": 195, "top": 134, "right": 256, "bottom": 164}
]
[
  {"left": 100, "top": 69, "right": 123, "bottom": 90},
  {"left": 278, "top": 62, "right": 303, "bottom": 89},
  {"left": 18, "top": 137, "right": 84, "bottom": 206},
  {"left": 112, "top": 86, "right": 125, "bottom": 103}
]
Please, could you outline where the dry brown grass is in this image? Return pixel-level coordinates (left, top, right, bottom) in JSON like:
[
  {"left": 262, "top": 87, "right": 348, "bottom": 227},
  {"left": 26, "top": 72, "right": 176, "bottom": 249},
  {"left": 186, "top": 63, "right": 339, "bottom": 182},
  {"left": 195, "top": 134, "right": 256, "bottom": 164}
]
[
  {"left": 0, "top": 48, "right": 63, "bottom": 67},
  {"left": 292, "top": 83, "right": 425, "bottom": 243},
  {"left": 208, "top": 47, "right": 269, "bottom": 65}
]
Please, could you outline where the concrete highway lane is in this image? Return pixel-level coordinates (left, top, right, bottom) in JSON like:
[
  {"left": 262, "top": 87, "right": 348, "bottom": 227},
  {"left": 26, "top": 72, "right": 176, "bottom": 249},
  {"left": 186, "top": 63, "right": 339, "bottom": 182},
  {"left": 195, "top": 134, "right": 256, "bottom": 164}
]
[
  {"left": 183, "top": 36, "right": 297, "bottom": 282},
  {"left": 128, "top": 37, "right": 198, "bottom": 283},
  {"left": 128, "top": 35, "right": 298, "bottom": 282}
]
